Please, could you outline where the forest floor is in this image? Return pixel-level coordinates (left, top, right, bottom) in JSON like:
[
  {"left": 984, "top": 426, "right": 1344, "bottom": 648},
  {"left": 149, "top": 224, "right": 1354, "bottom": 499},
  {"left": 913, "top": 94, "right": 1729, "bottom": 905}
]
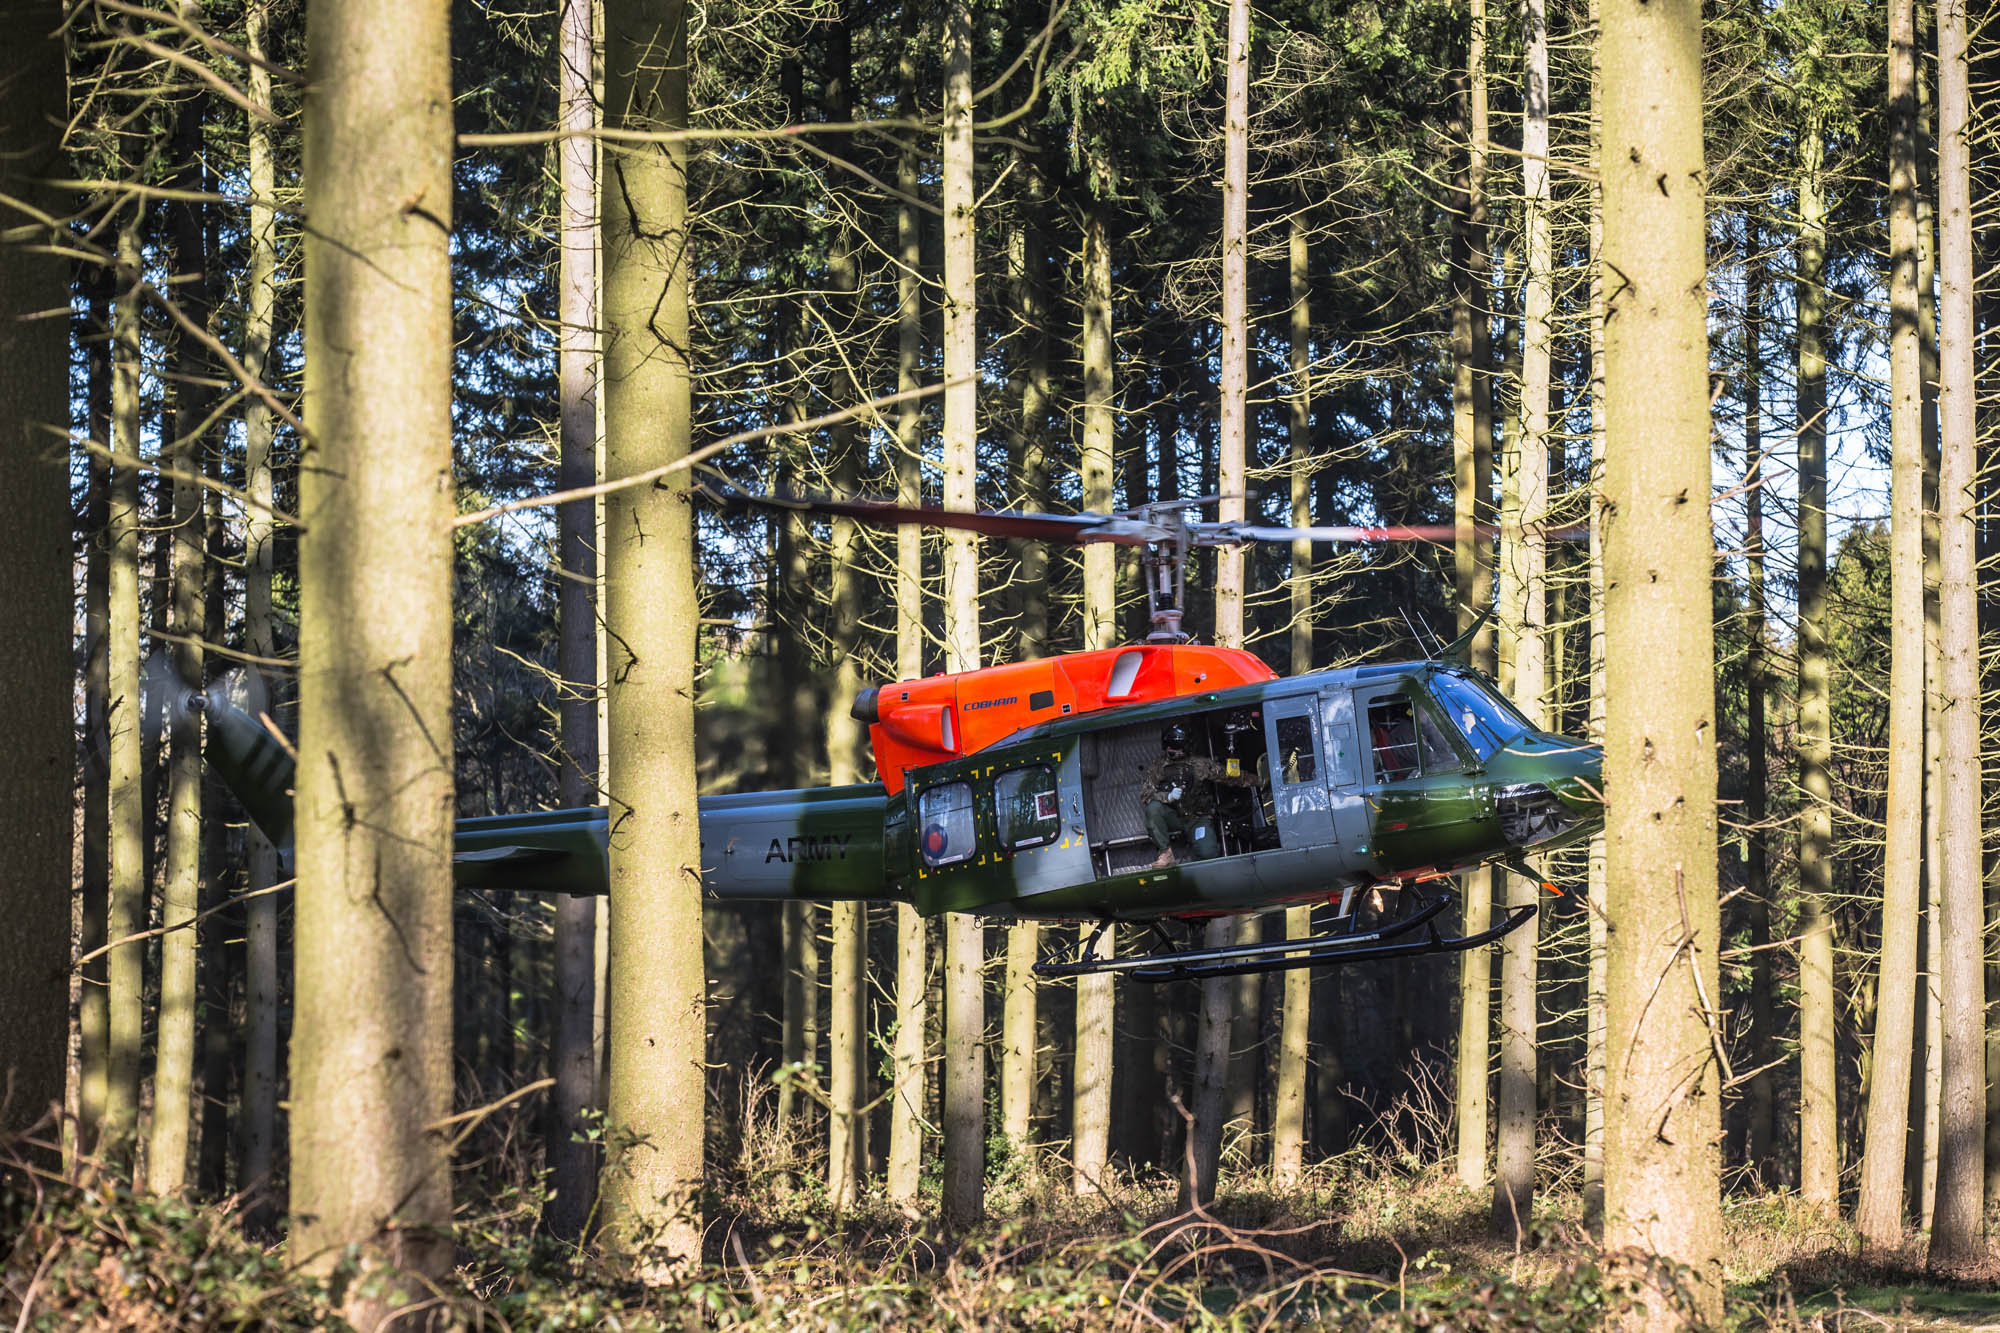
[{"left": 8, "top": 1120, "right": 1999, "bottom": 1332}]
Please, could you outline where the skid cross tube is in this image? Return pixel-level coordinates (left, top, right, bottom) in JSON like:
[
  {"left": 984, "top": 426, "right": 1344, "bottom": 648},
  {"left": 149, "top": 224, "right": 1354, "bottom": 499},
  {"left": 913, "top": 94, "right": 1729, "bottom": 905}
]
[{"left": 1033, "top": 893, "right": 1538, "bottom": 983}]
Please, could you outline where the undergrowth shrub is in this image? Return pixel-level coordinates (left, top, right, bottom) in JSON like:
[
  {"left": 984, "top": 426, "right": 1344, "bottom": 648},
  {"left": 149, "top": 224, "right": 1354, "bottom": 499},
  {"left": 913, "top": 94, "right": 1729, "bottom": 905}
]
[{"left": 5, "top": 1143, "right": 1702, "bottom": 1333}]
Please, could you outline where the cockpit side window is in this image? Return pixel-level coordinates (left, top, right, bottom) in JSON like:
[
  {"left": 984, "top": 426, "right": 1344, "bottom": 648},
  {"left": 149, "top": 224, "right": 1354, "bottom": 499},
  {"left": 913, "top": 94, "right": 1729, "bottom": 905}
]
[
  {"left": 1417, "top": 701, "right": 1466, "bottom": 771},
  {"left": 1429, "top": 670, "right": 1529, "bottom": 760}
]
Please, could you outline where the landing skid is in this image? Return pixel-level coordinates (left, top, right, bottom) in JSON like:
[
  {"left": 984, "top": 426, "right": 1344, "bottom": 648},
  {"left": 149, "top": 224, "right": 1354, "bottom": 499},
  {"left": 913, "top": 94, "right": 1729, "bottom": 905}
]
[{"left": 1033, "top": 892, "right": 1537, "bottom": 983}]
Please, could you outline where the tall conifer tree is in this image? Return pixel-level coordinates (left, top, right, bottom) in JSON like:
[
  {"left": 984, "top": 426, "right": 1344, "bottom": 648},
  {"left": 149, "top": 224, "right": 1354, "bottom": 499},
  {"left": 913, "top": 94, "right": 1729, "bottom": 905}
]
[
  {"left": 598, "top": 0, "right": 706, "bottom": 1271},
  {"left": 1856, "top": 0, "right": 1925, "bottom": 1249},
  {"left": 548, "top": 0, "right": 602, "bottom": 1240},
  {"left": 292, "top": 0, "right": 457, "bottom": 1313},
  {"left": 939, "top": 0, "right": 985, "bottom": 1229},
  {"left": 1599, "top": 0, "right": 1722, "bottom": 1320},
  {"left": 0, "top": 0, "right": 72, "bottom": 1141}
]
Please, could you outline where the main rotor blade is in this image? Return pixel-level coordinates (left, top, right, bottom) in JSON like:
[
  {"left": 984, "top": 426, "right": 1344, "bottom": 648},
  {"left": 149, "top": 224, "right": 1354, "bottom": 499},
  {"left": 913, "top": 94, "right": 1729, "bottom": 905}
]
[
  {"left": 700, "top": 484, "right": 1168, "bottom": 546},
  {"left": 1195, "top": 521, "right": 1588, "bottom": 547}
]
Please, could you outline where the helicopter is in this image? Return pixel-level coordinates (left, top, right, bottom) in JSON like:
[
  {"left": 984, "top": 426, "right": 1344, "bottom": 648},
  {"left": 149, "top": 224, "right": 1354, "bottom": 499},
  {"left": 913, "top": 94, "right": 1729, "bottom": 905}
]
[{"left": 181, "top": 491, "right": 1604, "bottom": 983}]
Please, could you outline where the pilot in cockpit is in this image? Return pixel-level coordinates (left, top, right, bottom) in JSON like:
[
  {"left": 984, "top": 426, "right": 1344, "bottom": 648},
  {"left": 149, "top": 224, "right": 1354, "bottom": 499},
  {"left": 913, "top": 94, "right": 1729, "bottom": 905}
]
[{"left": 1141, "top": 721, "right": 1257, "bottom": 868}]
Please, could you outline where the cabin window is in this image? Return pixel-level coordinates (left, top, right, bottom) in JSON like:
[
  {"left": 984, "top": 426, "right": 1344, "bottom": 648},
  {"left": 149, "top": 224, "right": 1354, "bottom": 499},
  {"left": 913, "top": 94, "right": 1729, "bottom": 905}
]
[
  {"left": 1274, "top": 715, "right": 1317, "bottom": 784},
  {"left": 995, "top": 766, "right": 1061, "bottom": 850},
  {"left": 918, "top": 781, "right": 977, "bottom": 867},
  {"left": 1367, "top": 698, "right": 1421, "bottom": 781}
]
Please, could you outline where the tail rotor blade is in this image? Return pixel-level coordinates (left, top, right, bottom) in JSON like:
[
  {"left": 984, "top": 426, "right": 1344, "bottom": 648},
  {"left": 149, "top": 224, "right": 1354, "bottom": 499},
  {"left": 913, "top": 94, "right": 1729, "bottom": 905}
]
[
  {"left": 141, "top": 650, "right": 201, "bottom": 745},
  {"left": 208, "top": 663, "right": 270, "bottom": 724}
]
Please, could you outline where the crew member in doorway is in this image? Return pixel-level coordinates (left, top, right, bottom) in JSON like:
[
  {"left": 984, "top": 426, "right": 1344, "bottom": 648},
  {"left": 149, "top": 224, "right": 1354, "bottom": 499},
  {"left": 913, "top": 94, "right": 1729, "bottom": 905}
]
[{"left": 1141, "top": 721, "right": 1254, "bottom": 868}]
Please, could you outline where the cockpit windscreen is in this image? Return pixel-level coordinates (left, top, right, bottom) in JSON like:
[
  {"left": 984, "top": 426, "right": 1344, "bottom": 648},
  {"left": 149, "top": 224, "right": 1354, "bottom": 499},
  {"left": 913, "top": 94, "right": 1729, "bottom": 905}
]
[{"left": 1427, "top": 670, "right": 1531, "bottom": 760}]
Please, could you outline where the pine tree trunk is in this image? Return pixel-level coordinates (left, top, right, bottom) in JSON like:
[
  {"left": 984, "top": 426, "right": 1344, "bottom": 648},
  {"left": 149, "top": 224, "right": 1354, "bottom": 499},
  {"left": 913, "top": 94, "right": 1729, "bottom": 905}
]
[
  {"left": 1000, "top": 146, "right": 1049, "bottom": 1170},
  {"left": 150, "top": 98, "right": 211, "bottom": 1198},
  {"left": 1581, "top": 0, "right": 1607, "bottom": 1225},
  {"left": 820, "top": 16, "right": 871, "bottom": 1208},
  {"left": 1272, "top": 904, "right": 1310, "bottom": 1186},
  {"left": 1227, "top": 917, "right": 1262, "bottom": 1163},
  {"left": 79, "top": 267, "right": 113, "bottom": 1154},
  {"left": 1272, "top": 206, "right": 1313, "bottom": 1187},
  {"left": 825, "top": 561, "right": 868, "bottom": 1204},
  {"left": 196, "top": 467, "right": 233, "bottom": 1197},
  {"left": 1599, "top": 0, "right": 1723, "bottom": 1322},
  {"left": 1080, "top": 203, "right": 1115, "bottom": 649},
  {"left": 940, "top": 0, "right": 985, "bottom": 1229},
  {"left": 779, "top": 902, "right": 817, "bottom": 1132},
  {"left": 291, "top": 0, "right": 457, "bottom": 1310},
  {"left": 1742, "top": 240, "right": 1775, "bottom": 1178},
  {"left": 1915, "top": 82, "right": 1943, "bottom": 1223},
  {"left": 827, "top": 891, "right": 868, "bottom": 1204},
  {"left": 1493, "top": 0, "right": 1550, "bottom": 1238},
  {"left": 1794, "top": 106, "right": 1838, "bottom": 1211},
  {"left": 597, "top": 0, "right": 705, "bottom": 1274},
  {"left": 0, "top": 0, "right": 72, "bottom": 1141},
  {"left": 1071, "top": 927, "right": 1113, "bottom": 1193},
  {"left": 1927, "top": 0, "right": 1986, "bottom": 1268},
  {"left": 1011, "top": 147, "right": 1051, "bottom": 659},
  {"left": 999, "top": 924, "right": 1037, "bottom": 1156},
  {"left": 1855, "top": 0, "right": 1925, "bottom": 1249},
  {"left": 885, "top": 24, "right": 928, "bottom": 1201},
  {"left": 1213, "top": 0, "right": 1249, "bottom": 649},
  {"left": 1182, "top": 0, "right": 1250, "bottom": 1211},
  {"left": 1452, "top": 0, "right": 1496, "bottom": 1190},
  {"left": 1182, "top": 919, "right": 1235, "bottom": 1210},
  {"left": 104, "top": 219, "right": 146, "bottom": 1163},
  {"left": 547, "top": 0, "right": 602, "bottom": 1241},
  {"left": 771, "top": 55, "right": 817, "bottom": 1143},
  {"left": 238, "top": 3, "right": 282, "bottom": 1220}
]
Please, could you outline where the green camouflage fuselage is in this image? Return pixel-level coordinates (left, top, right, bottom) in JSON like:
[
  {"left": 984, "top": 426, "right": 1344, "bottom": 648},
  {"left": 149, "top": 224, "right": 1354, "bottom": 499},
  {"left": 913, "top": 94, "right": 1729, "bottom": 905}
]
[
  {"left": 205, "top": 660, "right": 1601, "bottom": 922},
  {"left": 441, "top": 661, "right": 1601, "bottom": 921}
]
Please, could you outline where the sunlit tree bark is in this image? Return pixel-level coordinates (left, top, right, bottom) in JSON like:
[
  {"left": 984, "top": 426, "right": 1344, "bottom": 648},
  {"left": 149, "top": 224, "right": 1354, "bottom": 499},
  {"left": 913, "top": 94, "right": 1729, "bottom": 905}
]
[
  {"left": 1581, "top": 0, "right": 1606, "bottom": 1225},
  {"left": 1272, "top": 205, "right": 1312, "bottom": 1188},
  {"left": 1794, "top": 102, "right": 1838, "bottom": 1211},
  {"left": 237, "top": 0, "right": 283, "bottom": 1234},
  {"left": 1599, "top": 0, "right": 1722, "bottom": 1321},
  {"left": 597, "top": 0, "right": 705, "bottom": 1273},
  {"left": 149, "top": 97, "right": 211, "bottom": 1198},
  {"left": 822, "top": 13, "right": 870, "bottom": 1210},
  {"left": 939, "top": 0, "right": 985, "bottom": 1229},
  {"left": 1184, "top": 0, "right": 1249, "bottom": 1211},
  {"left": 885, "top": 14, "right": 928, "bottom": 1203},
  {"left": 1493, "top": 0, "right": 1550, "bottom": 1238},
  {"left": 1069, "top": 187, "right": 1117, "bottom": 1193},
  {"left": 1855, "top": 0, "right": 1924, "bottom": 1250},
  {"left": 1742, "top": 239, "right": 1775, "bottom": 1179},
  {"left": 547, "top": 0, "right": 602, "bottom": 1241},
  {"left": 104, "top": 218, "right": 144, "bottom": 1163},
  {"left": 1928, "top": 0, "right": 1986, "bottom": 1269},
  {"left": 291, "top": 0, "right": 457, "bottom": 1313},
  {"left": 1452, "top": 0, "right": 1496, "bottom": 1190}
]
